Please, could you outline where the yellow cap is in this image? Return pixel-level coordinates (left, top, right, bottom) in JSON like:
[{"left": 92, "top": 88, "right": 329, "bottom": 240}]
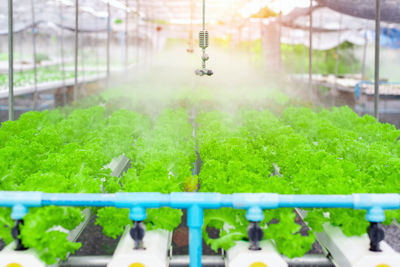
[
  {"left": 6, "top": 263, "right": 23, "bottom": 267},
  {"left": 376, "top": 264, "right": 390, "bottom": 267},
  {"left": 250, "top": 262, "right": 267, "bottom": 267},
  {"left": 129, "top": 263, "right": 145, "bottom": 267}
]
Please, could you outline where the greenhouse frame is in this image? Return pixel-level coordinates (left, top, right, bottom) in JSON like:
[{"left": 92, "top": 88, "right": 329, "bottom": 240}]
[{"left": 0, "top": 0, "right": 400, "bottom": 267}]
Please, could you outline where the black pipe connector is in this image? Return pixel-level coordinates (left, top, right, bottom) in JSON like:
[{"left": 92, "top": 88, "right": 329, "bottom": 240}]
[
  {"left": 130, "top": 221, "right": 146, "bottom": 250},
  {"left": 367, "top": 222, "right": 385, "bottom": 252},
  {"left": 11, "top": 219, "right": 27, "bottom": 251},
  {"left": 247, "top": 221, "right": 263, "bottom": 251}
]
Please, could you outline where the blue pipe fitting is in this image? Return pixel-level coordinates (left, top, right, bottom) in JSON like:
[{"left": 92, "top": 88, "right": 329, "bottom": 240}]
[
  {"left": 246, "top": 206, "right": 264, "bottom": 222},
  {"left": 366, "top": 207, "right": 385, "bottom": 223},
  {"left": 129, "top": 206, "right": 147, "bottom": 221},
  {"left": 170, "top": 192, "right": 223, "bottom": 209},
  {"left": 353, "top": 194, "right": 400, "bottom": 210},
  {"left": 233, "top": 193, "right": 279, "bottom": 209},
  {"left": 0, "top": 191, "right": 42, "bottom": 208},
  {"left": 11, "top": 204, "right": 29, "bottom": 220},
  {"left": 353, "top": 194, "right": 400, "bottom": 222}
]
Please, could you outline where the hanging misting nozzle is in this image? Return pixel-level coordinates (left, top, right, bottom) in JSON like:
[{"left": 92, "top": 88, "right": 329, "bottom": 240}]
[{"left": 195, "top": 29, "right": 213, "bottom": 76}]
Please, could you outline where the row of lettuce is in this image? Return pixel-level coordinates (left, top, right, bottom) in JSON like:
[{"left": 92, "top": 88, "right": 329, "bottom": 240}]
[
  {"left": 0, "top": 67, "right": 98, "bottom": 90},
  {"left": 197, "top": 107, "right": 399, "bottom": 257},
  {"left": 0, "top": 105, "right": 399, "bottom": 263},
  {"left": 0, "top": 106, "right": 151, "bottom": 263}
]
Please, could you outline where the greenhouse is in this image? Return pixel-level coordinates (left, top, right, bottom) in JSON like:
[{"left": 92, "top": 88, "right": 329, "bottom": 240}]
[{"left": 0, "top": 0, "right": 400, "bottom": 267}]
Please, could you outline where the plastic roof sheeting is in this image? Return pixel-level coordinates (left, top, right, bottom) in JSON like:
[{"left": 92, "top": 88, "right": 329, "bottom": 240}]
[
  {"left": 317, "top": 0, "right": 400, "bottom": 23},
  {"left": 0, "top": 0, "right": 114, "bottom": 35},
  {"left": 0, "top": 0, "right": 261, "bottom": 34}
]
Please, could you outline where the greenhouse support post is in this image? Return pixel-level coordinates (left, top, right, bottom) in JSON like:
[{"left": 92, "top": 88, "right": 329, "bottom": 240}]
[
  {"left": 334, "top": 14, "right": 343, "bottom": 93},
  {"left": 74, "top": 0, "right": 79, "bottom": 102},
  {"left": 136, "top": 0, "right": 140, "bottom": 63},
  {"left": 374, "top": 0, "right": 381, "bottom": 120},
  {"left": 95, "top": 17, "right": 99, "bottom": 76},
  {"left": 308, "top": 0, "right": 313, "bottom": 90},
  {"left": 107, "top": 0, "right": 111, "bottom": 85},
  {"left": 125, "top": 0, "right": 129, "bottom": 71},
  {"left": 59, "top": 2, "right": 67, "bottom": 105},
  {"left": 30, "top": 0, "right": 38, "bottom": 109},
  {"left": 8, "top": 0, "right": 14, "bottom": 121}
]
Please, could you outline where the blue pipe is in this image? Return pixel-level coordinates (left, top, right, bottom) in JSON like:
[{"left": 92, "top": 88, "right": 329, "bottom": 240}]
[
  {"left": 278, "top": 194, "right": 354, "bottom": 208},
  {"left": 1, "top": 191, "right": 399, "bottom": 267},
  {"left": 188, "top": 205, "right": 203, "bottom": 267},
  {"left": 42, "top": 193, "right": 115, "bottom": 207}
]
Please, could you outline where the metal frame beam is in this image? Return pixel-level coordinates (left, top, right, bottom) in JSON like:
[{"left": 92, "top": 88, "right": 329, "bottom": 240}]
[
  {"left": 74, "top": 0, "right": 79, "bottom": 102},
  {"left": 374, "top": 0, "right": 381, "bottom": 120},
  {"left": 8, "top": 0, "right": 14, "bottom": 121},
  {"left": 308, "top": 0, "right": 313, "bottom": 91},
  {"left": 107, "top": 0, "right": 111, "bottom": 83}
]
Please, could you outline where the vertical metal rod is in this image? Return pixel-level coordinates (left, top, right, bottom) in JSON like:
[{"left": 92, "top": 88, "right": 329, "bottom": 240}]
[
  {"left": 374, "top": 0, "right": 381, "bottom": 120},
  {"left": 59, "top": 2, "right": 67, "bottom": 105},
  {"left": 74, "top": 0, "right": 79, "bottom": 102},
  {"left": 125, "top": 0, "right": 129, "bottom": 70},
  {"left": 308, "top": 0, "right": 313, "bottom": 90},
  {"left": 136, "top": 0, "right": 140, "bottom": 63},
  {"left": 145, "top": 6, "right": 149, "bottom": 64},
  {"left": 8, "top": 0, "right": 14, "bottom": 121},
  {"left": 333, "top": 14, "right": 343, "bottom": 106},
  {"left": 106, "top": 0, "right": 111, "bottom": 84},
  {"left": 81, "top": 29, "right": 85, "bottom": 81},
  {"left": 95, "top": 16, "right": 99, "bottom": 77},
  {"left": 202, "top": 0, "right": 205, "bottom": 31},
  {"left": 247, "top": 0, "right": 251, "bottom": 55},
  {"left": 315, "top": 11, "right": 322, "bottom": 75},
  {"left": 30, "top": 0, "right": 38, "bottom": 110},
  {"left": 201, "top": 0, "right": 206, "bottom": 69},
  {"left": 334, "top": 15, "right": 343, "bottom": 83},
  {"left": 81, "top": 31, "right": 85, "bottom": 87},
  {"left": 189, "top": 0, "right": 194, "bottom": 50}
]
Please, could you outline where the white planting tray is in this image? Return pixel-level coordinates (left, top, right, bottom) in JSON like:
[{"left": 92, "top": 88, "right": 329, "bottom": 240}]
[
  {"left": 108, "top": 227, "right": 171, "bottom": 267},
  {"left": 226, "top": 240, "right": 288, "bottom": 267},
  {"left": 0, "top": 243, "right": 47, "bottom": 267},
  {"left": 317, "top": 223, "right": 400, "bottom": 267}
]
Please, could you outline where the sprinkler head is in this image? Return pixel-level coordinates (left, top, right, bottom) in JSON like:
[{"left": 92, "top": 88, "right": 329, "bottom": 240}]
[{"left": 195, "top": 69, "right": 213, "bottom": 76}]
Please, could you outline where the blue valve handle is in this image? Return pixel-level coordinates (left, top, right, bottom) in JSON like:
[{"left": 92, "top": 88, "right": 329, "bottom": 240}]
[{"left": 0, "top": 191, "right": 399, "bottom": 267}]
